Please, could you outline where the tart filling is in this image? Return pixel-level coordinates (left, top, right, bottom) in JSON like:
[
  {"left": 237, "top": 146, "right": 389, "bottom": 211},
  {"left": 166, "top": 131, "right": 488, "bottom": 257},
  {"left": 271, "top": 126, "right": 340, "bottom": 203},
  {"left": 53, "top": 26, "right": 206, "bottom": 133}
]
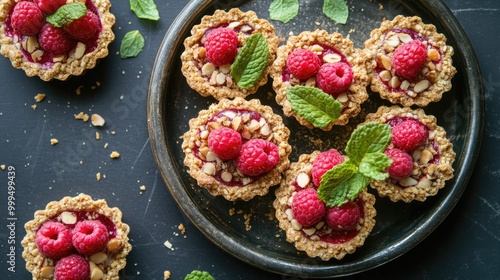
[
  {"left": 364, "top": 15, "right": 456, "bottom": 107},
  {"left": 182, "top": 97, "right": 292, "bottom": 201}
]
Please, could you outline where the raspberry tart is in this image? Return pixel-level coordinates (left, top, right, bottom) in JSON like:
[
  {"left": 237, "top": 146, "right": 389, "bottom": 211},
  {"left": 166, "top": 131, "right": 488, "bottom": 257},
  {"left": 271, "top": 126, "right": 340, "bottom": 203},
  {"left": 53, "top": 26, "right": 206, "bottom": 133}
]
[
  {"left": 363, "top": 106, "right": 456, "bottom": 202},
  {"left": 364, "top": 15, "right": 456, "bottom": 107},
  {"left": 181, "top": 97, "right": 292, "bottom": 201},
  {"left": 0, "top": 0, "right": 115, "bottom": 81},
  {"left": 181, "top": 8, "right": 279, "bottom": 100},
  {"left": 270, "top": 30, "right": 369, "bottom": 130},
  {"left": 273, "top": 150, "right": 377, "bottom": 260},
  {"left": 21, "top": 193, "right": 132, "bottom": 280}
]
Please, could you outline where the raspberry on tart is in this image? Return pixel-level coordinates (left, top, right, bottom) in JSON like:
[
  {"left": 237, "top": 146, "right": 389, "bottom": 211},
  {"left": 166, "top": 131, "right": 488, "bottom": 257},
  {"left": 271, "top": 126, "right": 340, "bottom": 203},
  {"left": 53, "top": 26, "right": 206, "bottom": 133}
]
[
  {"left": 270, "top": 30, "right": 370, "bottom": 130},
  {"left": 181, "top": 97, "right": 292, "bottom": 201},
  {"left": 363, "top": 106, "right": 456, "bottom": 202},
  {"left": 0, "top": 0, "right": 115, "bottom": 81},
  {"left": 273, "top": 151, "right": 377, "bottom": 261},
  {"left": 181, "top": 8, "right": 279, "bottom": 100},
  {"left": 21, "top": 194, "right": 132, "bottom": 279},
  {"left": 364, "top": 15, "right": 456, "bottom": 107}
]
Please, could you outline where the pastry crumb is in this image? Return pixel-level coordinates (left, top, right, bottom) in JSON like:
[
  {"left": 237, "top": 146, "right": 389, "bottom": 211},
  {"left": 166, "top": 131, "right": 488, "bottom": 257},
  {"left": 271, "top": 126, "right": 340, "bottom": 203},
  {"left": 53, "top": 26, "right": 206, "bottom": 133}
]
[
  {"left": 34, "top": 93, "right": 46, "bottom": 102},
  {"left": 74, "top": 112, "right": 89, "bottom": 122},
  {"left": 31, "top": 104, "right": 37, "bottom": 110},
  {"left": 139, "top": 185, "right": 146, "bottom": 191},
  {"left": 75, "top": 85, "right": 83, "bottom": 95},
  {"left": 96, "top": 172, "right": 101, "bottom": 181},
  {"left": 1, "top": 165, "right": 6, "bottom": 170},
  {"left": 91, "top": 114, "right": 105, "bottom": 127},
  {"left": 178, "top": 223, "right": 186, "bottom": 234},
  {"left": 163, "top": 271, "right": 171, "bottom": 280},
  {"left": 96, "top": 131, "right": 101, "bottom": 140},
  {"left": 50, "top": 138, "right": 58, "bottom": 145},
  {"left": 110, "top": 151, "right": 120, "bottom": 159}
]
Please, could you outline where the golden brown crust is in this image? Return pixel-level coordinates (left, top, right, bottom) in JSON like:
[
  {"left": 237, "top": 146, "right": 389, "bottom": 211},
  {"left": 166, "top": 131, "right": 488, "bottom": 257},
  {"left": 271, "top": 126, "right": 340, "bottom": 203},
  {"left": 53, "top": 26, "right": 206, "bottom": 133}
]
[
  {"left": 21, "top": 193, "right": 132, "bottom": 280},
  {"left": 363, "top": 106, "right": 455, "bottom": 202},
  {"left": 270, "top": 30, "right": 369, "bottom": 130},
  {"left": 181, "top": 97, "right": 292, "bottom": 201},
  {"left": 364, "top": 15, "right": 456, "bottom": 107},
  {"left": 0, "top": 0, "right": 115, "bottom": 81},
  {"left": 181, "top": 8, "right": 279, "bottom": 100},
  {"left": 273, "top": 152, "right": 377, "bottom": 261}
]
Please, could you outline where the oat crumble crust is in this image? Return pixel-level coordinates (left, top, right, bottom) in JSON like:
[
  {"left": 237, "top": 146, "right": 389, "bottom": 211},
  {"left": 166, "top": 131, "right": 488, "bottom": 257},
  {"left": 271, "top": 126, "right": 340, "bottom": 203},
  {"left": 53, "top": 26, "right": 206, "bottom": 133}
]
[
  {"left": 180, "top": 8, "right": 279, "bottom": 100},
  {"left": 0, "top": 0, "right": 116, "bottom": 81},
  {"left": 21, "top": 193, "right": 132, "bottom": 280},
  {"left": 270, "top": 30, "right": 370, "bottom": 131},
  {"left": 364, "top": 15, "right": 456, "bottom": 107},
  {"left": 181, "top": 97, "right": 292, "bottom": 201},
  {"left": 273, "top": 151, "right": 377, "bottom": 261},
  {"left": 363, "top": 106, "right": 456, "bottom": 202}
]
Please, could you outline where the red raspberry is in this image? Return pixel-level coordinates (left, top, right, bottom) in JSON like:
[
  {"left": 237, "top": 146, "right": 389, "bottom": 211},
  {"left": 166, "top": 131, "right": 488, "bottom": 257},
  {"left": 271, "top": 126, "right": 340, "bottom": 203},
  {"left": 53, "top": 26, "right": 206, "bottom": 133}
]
[
  {"left": 236, "top": 139, "right": 280, "bottom": 176},
  {"left": 392, "top": 40, "right": 427, "bottom": 79},
  {"left": 391, "top": 119, "right": 428, "bottom": 152},
  {"left": 286, "top": 49, "right": 321, "bottom": 79},
  {"left": 325, "top": 201, "right": 361, "bottom": 231},
  {"left": 292, "top": 188, "right": 326, "bottom": 227},
  {"left": 35, "top": 221, "right": 73, "bottom": 259},
  {"left": 311, "top": 149, "right": 345, "bottom": 187},
  {"left": 10, "top": 1, "right": 45, "bottom": 36},
  {"left": 64, "top": 11, "right": 101, "bottom": 42},
  {"left": 54, "top": 254, "right": 90, "bottom": 280},
  {"left": 208, "top": 127, "right": 242, "bottom": 160},
  {"left": 385, "top": 148, "right": 413, "bottom": 180},
  {"left": 204, "top": 27, "right": 238, "bottom": 66},
  {"left": 38, "top": 24, "right": 75, "bottom": 55},
  {"left": 316, "top": 62, "right": 353, "bottom": 97},
  {"left": 34, "top": 0, "right": 67, "bottom": 15},
  {"left": 72, "top": 220, "right": 109, "bottom": 255}
]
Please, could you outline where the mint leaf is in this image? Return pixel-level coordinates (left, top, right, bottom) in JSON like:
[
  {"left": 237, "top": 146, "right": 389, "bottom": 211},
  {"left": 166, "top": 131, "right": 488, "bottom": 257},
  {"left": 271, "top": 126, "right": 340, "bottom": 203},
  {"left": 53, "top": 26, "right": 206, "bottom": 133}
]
[
  {"left": 184, "top": 270, "right": 215, "bottom": 280},
  {"left": 130, "top": 0, "right": 160, "bottom": 21},
  {"left": 359, "top": 152, "right": 391, "bottom": 181},
  {"left": 345, "top": 122, "right": 392, "bottom": 165},
  {"left": 286, "top": 86, "right": 343, "bottom": 129},
  {"left": 269, "top": 0, "right": 299, "bottom": 23},
  {"left": 318, "top": 160, "right": 357, "bottom": 202},
  {"left": 323, "top": 0, "right": 349, "bottom": 24},
  {"left": 322, "top": 171, "right": 371, "bottom": 207},
  {"left": 120, "top": 30, "right": 145, "bottom": 58},
  {"left": 46, "top": 2, "right": 87, "bottom": 28},
  {"left": 230, "top": 33, "right": 269, "bottom": 89}
]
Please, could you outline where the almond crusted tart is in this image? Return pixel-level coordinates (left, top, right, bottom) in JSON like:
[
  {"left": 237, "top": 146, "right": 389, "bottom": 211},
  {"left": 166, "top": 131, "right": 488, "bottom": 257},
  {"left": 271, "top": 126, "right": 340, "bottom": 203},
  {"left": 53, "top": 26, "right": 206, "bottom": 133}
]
[
  {"left": 0, "top": 0, "right": 115, "bottom": 81},
  {"left": 181, "top": 97, "right": 292, "bottom": 201},
  {"left": 21, "top": 193, "right": 132, "bottom": 280}
]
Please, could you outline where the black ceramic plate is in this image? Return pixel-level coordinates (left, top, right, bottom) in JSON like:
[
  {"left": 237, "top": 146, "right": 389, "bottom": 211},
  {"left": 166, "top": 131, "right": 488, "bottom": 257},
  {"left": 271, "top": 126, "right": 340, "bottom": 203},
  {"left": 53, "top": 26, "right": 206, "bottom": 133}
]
[{"left": 147, "top": 0, "right": 484, "bottom": 277}]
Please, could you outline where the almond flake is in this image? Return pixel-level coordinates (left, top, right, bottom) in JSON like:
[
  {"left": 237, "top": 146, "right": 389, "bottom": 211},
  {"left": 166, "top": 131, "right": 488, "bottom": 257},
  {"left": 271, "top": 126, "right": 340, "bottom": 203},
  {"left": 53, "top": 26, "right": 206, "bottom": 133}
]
[{"left": 91, "top": 114, "right": 105, "bottom": 127}]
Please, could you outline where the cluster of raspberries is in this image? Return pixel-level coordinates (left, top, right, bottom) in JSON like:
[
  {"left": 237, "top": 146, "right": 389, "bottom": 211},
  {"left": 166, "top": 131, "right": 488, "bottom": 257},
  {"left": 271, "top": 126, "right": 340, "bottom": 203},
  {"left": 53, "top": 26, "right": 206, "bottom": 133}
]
[{"left": 35, "top": 219, "right": 111, "bottom": 279}]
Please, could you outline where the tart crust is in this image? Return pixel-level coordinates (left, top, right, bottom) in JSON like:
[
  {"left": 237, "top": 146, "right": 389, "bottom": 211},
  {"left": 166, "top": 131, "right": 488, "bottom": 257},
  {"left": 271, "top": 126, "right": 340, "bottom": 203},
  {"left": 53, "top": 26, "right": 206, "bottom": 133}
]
[
  {"left": 0, "top": 0, "right": 116, "bottom": 81},
  {"left": 273, "top": 151, "right": 377, "bottom": 261},
  {"left": 364, "top": 15, "right": 456, "bottom": 107},
  {"left": 21, "top": 193, "right": 132, "bottom": 280},
  {"left": 181, "top": 8, "right": 279, "bottom": 100},
  {"left": 363, "top": 106, "right": 456, "bottom": 202},
  {"left": 270, "top": 30, "right": 369, "bottom": 130}
]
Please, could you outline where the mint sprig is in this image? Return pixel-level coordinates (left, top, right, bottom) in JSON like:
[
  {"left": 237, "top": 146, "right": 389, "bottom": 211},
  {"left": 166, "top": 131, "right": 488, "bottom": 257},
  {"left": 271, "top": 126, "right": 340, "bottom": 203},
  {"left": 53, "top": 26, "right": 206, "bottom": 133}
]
[
  {"left": 120, "top": 30, "right": 144, "bottom": 58},
  {"left": 184, "top": 270, "right": 215, "bottom": 280},
  {"left": 46, "top": 2, "right": 87, "bottom": 28},
  {"left": 323, "top": 0, "right": 349, "bottom": 24},
  {"left": 230, "top": 33, "right": 269, "bottom": 89},
  {"left": 269, "top": 0, "right": 348, "bottom": 24},
  {"left": 130, "top": 0, "right": 160, "bottom": 21},
  {"left": 317, "top": 122, "right": 392, "bottom": 207}
]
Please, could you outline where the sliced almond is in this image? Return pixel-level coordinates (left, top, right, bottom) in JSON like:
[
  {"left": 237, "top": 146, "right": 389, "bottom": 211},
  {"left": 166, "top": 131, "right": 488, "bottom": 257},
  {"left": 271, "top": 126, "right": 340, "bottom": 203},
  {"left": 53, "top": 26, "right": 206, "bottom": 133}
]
[
  {"left": 399, "top": 177, "right": 419, "bottom": 187},
  {"left": 389, "top": 76, "right": 401, "bottom": 88},
  {"left": 107, "top": 238, "right": 122, "bottom": 252},
  {"left": 201, "top": 62, "right": 215, "bottom": 76},
  {"left": 296, "top": 172, "right": 310, "bottom": 188},
  {"left": 418, "top": 177, "right": 432, "bottom": 188},
  {"left": 89, "top": 252, "right": 107, "bottom": 264},
  {"left": 414, "top": 79, "right": 430, "bottom": 93},
  {"left": 202, "top": 162, "right": 216, "bottom": 175},
  {"left": 379, "top": 70, "right": 392, "bottom": 82},
  {"left": 420, "top": 149, "right": 434, "bottom": 164},
  {"left": 337, "top": 92, "right": 348, "bottom": 103},
  {"left": 427, "top": 48, "right": 441, "bottom": 61},
  {"left": 398, "top": 33, "right": 413, "bottom": 43},
  {"left": 291, "top": 219, "right": 303, "bottom": 230},
  {"left": 60, "top": 211, "right": 77, "bottom": 225},
  {"left": 260, "top": 123, "right": 271, "bottom": 136},
  {"left": 40, "top": 266, "right": 54, "bottom": 278},
  {"left": 70, "top": 42, "right": 86, "bottom": 59},
  {"left": 221, "top": 171, "right": 232, "bottom": 182},
  {"left": 303, "top": 227, "right": 316, "bottom": 236},
  {"left": 386, "top": 34, "right": 400, "bottom": 46},
  {"left": 323, "top": 53, "right": 341, "bottom": 63}
]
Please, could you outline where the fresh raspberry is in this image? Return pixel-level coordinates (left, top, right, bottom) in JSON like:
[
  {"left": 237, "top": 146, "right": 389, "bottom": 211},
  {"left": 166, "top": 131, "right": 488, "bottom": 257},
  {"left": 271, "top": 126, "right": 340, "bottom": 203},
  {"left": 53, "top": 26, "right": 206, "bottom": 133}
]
[
  {"left": 311, "top": 149, "right": 345, "bottom": 187},
  {"left": 316, "top": 62, "right": 353, "bottom": 97},
  {"left": 72, "top": 220, "right": 109, "bottom": 255},
  {"left": 35, "top": 221, "right": 73, "bottom": 259},
  {"left": 208, "top": 127, "right": 242, "bottom": 160},
  {"left": 286, "top": 49, "right": 321, "bottom": 80},
  {"left": 391, "top": 119, "right": 428, "bottom": 152},
  {"left": 325, "top": 201, "right": 361, "bottom": 231},
  {"left": 292, "top": 188, "right": 326, "bottom": 227},
  {"left": 204, "top": 27, "right": 238, "bottom": 66},
  {"left": 10, "top": 1, "right": 45, "bottom": 36},
  {"left": 54, "top": 254, "right": 90, "bottom": 280},
  {"left": 38, "top": 24, "right": 75, "bottom": 55},
  {"left": 392, "top": 40, "right": 427, "bottom": 79},
  {"left": 64, "top": 11, "right": 101, "bottom": 42},
  {"left": 34, "top": 0, "right": 67, "bottom": 15},
  {"left": 236, "top": 139, "right": 280, "bottom": 176},
  {"left": 385, "top": 148, "right": 413, "bottom": 180}
]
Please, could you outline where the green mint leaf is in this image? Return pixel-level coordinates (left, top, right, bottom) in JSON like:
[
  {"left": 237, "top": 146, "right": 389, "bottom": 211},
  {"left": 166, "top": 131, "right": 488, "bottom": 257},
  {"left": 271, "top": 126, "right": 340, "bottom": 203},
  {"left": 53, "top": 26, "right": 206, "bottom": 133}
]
[
  {"left": 130, "top": 0, "right": 160, "bottom": 21},
  {"left": 318, "top": 160, "right": 357, "bottom": 202},
  {"left": 322, "top": 171, "right": 371, "bottom": 207},
  {"left": 184, "top": 270, "right": 215, "bottom": 280},
  {"left": 269, "top": 0, "right": 299, "bottom": 23},
  {"left": 230, "top": 33, "right": 269, "bottom": 89},
  {"left": 323, "top": 0, "right": 349, "bottom": 24},
  {"left": 46, "top": 2, "right": 87, "bottom": 28},
  {"left": 120, "top": 30, "right": 145, "bottom": 59},
  {"left": 345, "top": 122, "right": 392, "bottom": 165},
  {"left": 359, "top": 152, "right": 391, "bottom": 181},
  {"left": 286, "top": 86, "right": 343, "bottom": 129}
]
